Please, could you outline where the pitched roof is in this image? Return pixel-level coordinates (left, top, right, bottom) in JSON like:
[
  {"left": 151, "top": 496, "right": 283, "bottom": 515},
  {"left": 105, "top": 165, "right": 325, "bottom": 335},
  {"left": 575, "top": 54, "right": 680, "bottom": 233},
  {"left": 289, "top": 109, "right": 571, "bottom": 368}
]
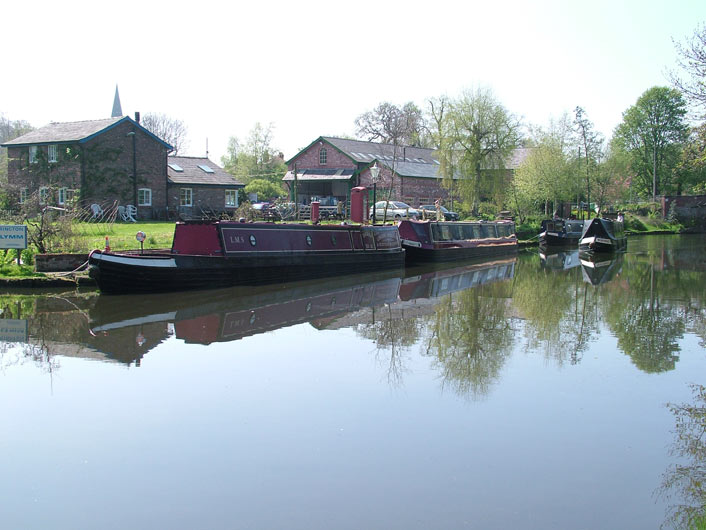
[
  {"left": 167, "top": 156, "right": 244, "bottom": 187},
  {"left": 0, "top": 116, "right": 172, "bottom": 149}
]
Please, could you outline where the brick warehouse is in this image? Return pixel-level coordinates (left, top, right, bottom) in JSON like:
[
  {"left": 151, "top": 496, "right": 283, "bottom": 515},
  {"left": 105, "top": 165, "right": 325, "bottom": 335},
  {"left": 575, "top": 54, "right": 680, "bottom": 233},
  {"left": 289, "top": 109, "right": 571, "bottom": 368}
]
[{"left": 284, "top": 136, "right": 531, "bottom": 210}]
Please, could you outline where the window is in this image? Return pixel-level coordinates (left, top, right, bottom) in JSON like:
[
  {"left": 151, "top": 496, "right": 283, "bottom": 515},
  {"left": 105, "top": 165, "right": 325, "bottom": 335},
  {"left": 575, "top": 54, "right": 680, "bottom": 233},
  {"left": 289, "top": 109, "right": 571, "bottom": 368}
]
[
  {"left": 319, "top": 147, "right": 327, "bottom": 165},
  {"left": 138, "top": 188, "right": 152, "bottom": 206},
  {"left": 29, "top": 146, "right": 38, "bottom": 164},
  {"left": 180, "top": 188, "right": 192, "bottom": 207},
  {"left": 58, "top": 187, "right": 67, "bottom": 205},
  {"left": 19, "top": 188, "right": 28, "bottom": 204},
  {"left": 39, "top": 187, "right": 49, "bottom": 205},
  {"left": 225, "top": 189, "right": 237, "bottom": 208},
  {"left": 48, "top": 144, "right": 58, "bottom": 163},
  {"left": 198, "top": 164, "right": 215, "bottom": 173}
]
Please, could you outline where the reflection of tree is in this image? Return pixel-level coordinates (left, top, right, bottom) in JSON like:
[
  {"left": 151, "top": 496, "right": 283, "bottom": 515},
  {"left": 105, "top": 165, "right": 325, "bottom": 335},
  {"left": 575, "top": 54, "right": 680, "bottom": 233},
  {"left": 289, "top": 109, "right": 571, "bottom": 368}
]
[
  {"left": 659, "top": 384, "right": 706, "bottom": 529},
  {"left": 425, "top": 282, "right": 514, "bottom": 398},
  {"left": 357, "top": 305, "right": 421, "bottom": 387},
  {"left": 604, "top": 261, "right": 683, "bottom": 373},
  {"left": 513, "top": 256, "right": 600, "bottom": 365}
]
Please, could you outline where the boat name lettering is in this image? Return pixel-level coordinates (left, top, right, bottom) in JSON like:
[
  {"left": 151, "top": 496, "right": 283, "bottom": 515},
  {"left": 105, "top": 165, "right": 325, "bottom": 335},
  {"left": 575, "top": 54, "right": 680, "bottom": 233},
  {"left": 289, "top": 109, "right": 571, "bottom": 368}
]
[{"left": 229, "top": 235, "right": 245, "bottom": 244}]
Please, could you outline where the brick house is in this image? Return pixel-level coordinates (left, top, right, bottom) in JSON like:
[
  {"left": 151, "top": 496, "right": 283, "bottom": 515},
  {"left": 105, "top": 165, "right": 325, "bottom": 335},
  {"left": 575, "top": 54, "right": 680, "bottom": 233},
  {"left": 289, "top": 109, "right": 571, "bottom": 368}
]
[
  {"left": 284, "top": 136, "right": 530, "bottom": 209},
  {"left": 1, "top": 114, "right": 173, "bottom": 219},
  {"left": 167, "top": 155, "right": 244, "bottom": 219}
]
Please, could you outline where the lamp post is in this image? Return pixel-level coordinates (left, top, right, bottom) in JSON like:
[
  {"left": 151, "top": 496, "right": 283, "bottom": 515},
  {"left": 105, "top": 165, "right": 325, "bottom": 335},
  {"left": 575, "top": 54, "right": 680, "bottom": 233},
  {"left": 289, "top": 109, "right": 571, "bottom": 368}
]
[{"left": 370, "top": 162, "right": 380, "bottom": 225}]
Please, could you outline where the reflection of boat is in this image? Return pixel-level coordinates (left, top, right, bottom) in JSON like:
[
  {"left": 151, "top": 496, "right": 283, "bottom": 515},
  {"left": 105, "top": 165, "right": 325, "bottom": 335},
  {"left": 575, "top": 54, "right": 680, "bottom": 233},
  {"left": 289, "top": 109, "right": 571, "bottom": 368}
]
[
  {"left": 580, "top": 253, "right": 624, "bottom": 285},
  {"left": 397, "top": 219, "right": 518, "bottom": 263},
  {"left": 578, "top": 218, "right": 627, "bottom": 254},
  {"left": 84, "top": 257, "right": 517, "bottom": 358},
  {"left": 88, "top": 220, "right": 404, "bottom": 294},
  {"left": 539, "top": 249, "right": 581, "bottom": 270},
  {"left": 538, "top": 219, "right": 587, "bottom": 248},
  {"left": 399, "top": 258, "right": 516, "bottom": 300}
]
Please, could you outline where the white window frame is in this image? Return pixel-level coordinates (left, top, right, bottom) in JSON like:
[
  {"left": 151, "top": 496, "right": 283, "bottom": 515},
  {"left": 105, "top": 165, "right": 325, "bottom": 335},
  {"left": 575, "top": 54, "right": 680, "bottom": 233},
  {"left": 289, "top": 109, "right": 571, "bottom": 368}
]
[
  {"left": 39, "top": 187, "right": 49, "bottom": 205},
  {"left": 29, "top": 146, "right": 38, "bottom": 164},
  {"left": 48, "top": 144, "right": 58, "bottom": 163},
  {"left": 19, "top": 188, "right": 28, "bottom": 204},
  {"left": 319, "top": 147, "right": 327, "bottom": 165},
  {"left": 225, "top": 189, "right": 237, "bottom": 208},
  {"left": 180, "top": 188, "right": 192, "bottom": 207},
  {"left": 138, "top": 188, "right": 152, "bottom": 206},
  {"left": 58, "top": 187, "right": 67, "bottom": 205}
]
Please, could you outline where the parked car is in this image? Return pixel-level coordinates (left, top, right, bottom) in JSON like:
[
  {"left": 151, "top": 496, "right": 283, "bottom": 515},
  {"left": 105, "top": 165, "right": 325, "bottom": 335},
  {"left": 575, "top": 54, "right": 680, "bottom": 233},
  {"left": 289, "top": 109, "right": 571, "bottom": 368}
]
[
  {"left": 419, "top": 204, "right": 460, "bottom": 221},
  {"left": 369, "top": 201, "right": 420, "bottom": 221}
]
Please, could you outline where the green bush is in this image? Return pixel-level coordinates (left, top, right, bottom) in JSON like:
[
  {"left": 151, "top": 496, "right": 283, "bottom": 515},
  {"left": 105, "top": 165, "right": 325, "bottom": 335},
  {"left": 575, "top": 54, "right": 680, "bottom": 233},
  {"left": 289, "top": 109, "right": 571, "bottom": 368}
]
[
  {"left": 516, "top": 219, "right": 542, "bottom": 240},
  {"left": 624, "top": 215, "right": 647, "bottom": 232}
]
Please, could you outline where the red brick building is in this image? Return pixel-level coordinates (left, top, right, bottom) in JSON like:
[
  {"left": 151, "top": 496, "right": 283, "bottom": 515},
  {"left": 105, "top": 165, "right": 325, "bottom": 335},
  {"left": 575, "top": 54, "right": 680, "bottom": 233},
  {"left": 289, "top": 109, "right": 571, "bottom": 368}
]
[
  {"left": 1, "top": 115, "right": 172, "bottom": 219},
  {"left": 167, "top": 155, "right": 244, "bottom": 219},
  {"left": 284, "top": 136, "right": 530, "bottom": 209}
]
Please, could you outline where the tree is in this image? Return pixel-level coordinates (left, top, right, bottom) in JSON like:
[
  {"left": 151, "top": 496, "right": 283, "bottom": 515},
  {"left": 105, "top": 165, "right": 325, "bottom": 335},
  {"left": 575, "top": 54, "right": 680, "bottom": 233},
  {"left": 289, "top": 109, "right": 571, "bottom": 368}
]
[
  {"left": 669, "top": 23, "right": 706, "bottom": 117},
  {"left": 436, "top": 87, "right": 521, "bottom": 214},
  {"left": 0, "top": 114, "right": 34, "bottom": 206},
  {"left": 613, "top": 87, "right": 688, "bottom": 199},
  {"left": 243, "top": 179, "right": 286, "bottom": 201},
  {"left": 355, "top": 101, "right": 429, "bottom": 147},
  {"left": 140, "top": 113, "right": 188, "bottom": 155},
  {"left": 514, "top": 114, "right": 575, "bottom": 216},
  {"left": 574, "top": 107, "right": 605, "bottom": 215},
  {"left": 221, "top": 122, "right": 286, "bottom": 188}
]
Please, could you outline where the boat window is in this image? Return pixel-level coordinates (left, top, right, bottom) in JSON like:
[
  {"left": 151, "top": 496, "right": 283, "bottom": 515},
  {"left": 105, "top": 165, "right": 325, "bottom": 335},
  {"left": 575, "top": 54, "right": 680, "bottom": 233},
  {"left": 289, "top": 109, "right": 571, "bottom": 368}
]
[
  {"left": 306, "top": 235, "right": 312, "bottom": 246},
  {"left": 249, "top": 235, "right": 257, "bottom": 246},
  {"left": 430, "top": 224, "right": 442, "bottom": 240},
  {"left": 331, "top": 234, "right": 337, "bottom": 246},
  {"left": 450, "top": 224, "right": 462, "bottom": 240},
  {"left": 482, "top": 224, "right": 497, "bottom": 238},
  {"left": 472, "top": 224, "right": 482, "bottom": 239},
  {"left": 497, "top": 224, "right": 508, "bottom": 237},
  {"left": 440, "top": 224, "right": 452, "bottom": 241}
]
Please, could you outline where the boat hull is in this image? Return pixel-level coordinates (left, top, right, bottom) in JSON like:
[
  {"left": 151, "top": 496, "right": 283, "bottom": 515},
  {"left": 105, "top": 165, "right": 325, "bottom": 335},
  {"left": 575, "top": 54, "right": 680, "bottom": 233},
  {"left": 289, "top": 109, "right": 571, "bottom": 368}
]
[
  {"left": 578, "top": 218, "right": 627, "bottom": 254},
  {"left": 402, "top": 241, "right": 518, "bottom": 263},
  {"left": 88, "top": 221, "right": 405, "bottom": 294}
]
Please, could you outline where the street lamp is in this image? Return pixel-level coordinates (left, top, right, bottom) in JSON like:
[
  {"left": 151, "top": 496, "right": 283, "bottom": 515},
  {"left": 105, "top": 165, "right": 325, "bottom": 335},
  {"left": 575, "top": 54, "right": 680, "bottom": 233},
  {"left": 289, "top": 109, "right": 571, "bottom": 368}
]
[{"left": 370, "top": 162, "right": 380, "bottom": 225}]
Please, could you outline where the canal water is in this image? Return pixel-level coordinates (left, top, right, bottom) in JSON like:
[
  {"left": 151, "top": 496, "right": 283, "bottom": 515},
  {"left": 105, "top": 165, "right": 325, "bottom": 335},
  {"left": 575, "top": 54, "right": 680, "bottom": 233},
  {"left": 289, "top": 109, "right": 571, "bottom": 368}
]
[{"left": 1, "top": 234, "right": 704, "bottom": 529}]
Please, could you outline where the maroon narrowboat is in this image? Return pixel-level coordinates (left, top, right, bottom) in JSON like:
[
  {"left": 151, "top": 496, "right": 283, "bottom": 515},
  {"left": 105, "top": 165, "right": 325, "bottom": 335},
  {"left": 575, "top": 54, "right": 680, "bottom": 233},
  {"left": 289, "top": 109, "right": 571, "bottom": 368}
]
[
  {"left": 88, "top": 221, "right": 405, "bottom": 294},
  {"left": 397, "top": 219, "right": 518, "bottom": 263}
]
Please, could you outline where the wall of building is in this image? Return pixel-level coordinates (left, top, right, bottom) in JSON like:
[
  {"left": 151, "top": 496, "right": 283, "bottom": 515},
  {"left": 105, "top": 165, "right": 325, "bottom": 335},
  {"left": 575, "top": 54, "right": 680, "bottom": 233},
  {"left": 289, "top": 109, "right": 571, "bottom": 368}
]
[
  {"left": 289, "top": 142, "right": 357, "bottom": 171},
  {"left": 167, "top": 185, "right": 238, "bottom": 219},
  {"left": 662, "top": 195, "right": 706, "bottom": 229}
]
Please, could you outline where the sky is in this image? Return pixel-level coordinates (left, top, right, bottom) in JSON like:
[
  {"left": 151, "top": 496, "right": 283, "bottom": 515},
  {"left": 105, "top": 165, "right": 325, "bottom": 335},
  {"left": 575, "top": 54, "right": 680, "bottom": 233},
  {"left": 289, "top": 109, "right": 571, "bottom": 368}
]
[{"left": 2, "top": 0, "right": 705, "bottom": 164}]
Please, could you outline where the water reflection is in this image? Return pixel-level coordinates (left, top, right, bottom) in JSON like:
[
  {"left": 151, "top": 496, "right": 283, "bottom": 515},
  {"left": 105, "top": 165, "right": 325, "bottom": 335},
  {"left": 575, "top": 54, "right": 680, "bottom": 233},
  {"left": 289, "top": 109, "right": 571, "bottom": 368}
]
[
  {"left": 659, "top": 384, "right": 706, "bottom": 529},
  {"left": 1, "top": 235, "right": 705, "bottom": 380}
]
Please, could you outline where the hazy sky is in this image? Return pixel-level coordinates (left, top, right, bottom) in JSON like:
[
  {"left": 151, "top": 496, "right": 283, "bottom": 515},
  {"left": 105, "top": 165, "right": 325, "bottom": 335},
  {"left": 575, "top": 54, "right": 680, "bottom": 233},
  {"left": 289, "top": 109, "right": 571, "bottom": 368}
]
[{"left": 2, "top": 0, "right": 704, "bottom": 163}]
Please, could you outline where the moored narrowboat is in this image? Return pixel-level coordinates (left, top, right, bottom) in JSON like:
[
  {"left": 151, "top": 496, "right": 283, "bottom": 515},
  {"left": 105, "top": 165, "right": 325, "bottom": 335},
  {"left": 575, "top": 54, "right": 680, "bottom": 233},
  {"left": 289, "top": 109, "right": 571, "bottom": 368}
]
[
  {"left": 88, "top": 220, "right": 405, "bottom": 294},
  {"left": 578, "top": 218, "right": 627, "bottom": 254},
  {"left": 397, "top": 219, "right": 518, "bottom": 263},
  {"left": 539, "top": 219, "right": 587, "bottom": 248}
]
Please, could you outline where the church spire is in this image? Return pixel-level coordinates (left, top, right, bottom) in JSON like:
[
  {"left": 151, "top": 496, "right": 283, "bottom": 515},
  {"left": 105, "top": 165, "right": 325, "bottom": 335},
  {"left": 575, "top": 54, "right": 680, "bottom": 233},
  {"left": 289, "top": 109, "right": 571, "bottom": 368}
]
[{"left": 111, "top": 85, "right": 123, "bottom": 117}]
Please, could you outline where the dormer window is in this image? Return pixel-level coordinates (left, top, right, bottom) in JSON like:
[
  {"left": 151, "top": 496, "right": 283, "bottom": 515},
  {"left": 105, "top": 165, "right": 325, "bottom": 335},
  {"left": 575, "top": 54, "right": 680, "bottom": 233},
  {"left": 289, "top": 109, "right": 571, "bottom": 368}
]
[{"left": 319, "top": 147, "right": 327, "bottom": 165}]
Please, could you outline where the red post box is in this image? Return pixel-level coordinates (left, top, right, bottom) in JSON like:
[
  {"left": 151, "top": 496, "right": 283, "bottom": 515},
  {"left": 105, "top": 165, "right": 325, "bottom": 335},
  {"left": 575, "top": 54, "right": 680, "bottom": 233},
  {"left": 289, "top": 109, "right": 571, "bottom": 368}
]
[
  {"left": 310, "top": 201, "right": 320, "bottom": 223},
  {"left": 350, "top": 187, "right": 367, "bottom": 223}
]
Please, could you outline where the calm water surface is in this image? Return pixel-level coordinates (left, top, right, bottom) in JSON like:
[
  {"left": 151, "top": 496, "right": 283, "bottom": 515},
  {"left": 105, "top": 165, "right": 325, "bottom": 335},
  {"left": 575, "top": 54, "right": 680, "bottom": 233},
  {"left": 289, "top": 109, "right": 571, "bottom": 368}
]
[{"left": 1, "top": 234, "right": 705, "bottom": 529}]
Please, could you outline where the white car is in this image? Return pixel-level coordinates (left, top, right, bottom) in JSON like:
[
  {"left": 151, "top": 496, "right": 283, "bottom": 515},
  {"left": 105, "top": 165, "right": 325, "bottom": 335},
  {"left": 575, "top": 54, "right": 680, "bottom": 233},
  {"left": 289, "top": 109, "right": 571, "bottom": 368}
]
[{"left": 369, "top": 201, "right": 420, "bottom": 221}]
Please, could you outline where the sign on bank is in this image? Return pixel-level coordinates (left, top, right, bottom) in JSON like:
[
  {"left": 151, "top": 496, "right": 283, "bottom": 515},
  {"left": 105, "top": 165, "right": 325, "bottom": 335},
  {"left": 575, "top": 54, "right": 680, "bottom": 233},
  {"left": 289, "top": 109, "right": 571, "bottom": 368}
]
[{"left": 0, "top": 225, "right": 28, "bottom": 250}]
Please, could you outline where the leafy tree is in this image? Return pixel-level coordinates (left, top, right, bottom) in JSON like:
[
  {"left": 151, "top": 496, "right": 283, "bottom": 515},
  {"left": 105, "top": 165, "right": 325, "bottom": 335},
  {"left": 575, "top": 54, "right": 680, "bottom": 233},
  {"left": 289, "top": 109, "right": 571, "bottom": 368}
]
[
  {"left": 677, "top": 122, "right": 706, "bottom": 194},
  {"left": 613, "top": 87, "right": 688, "bottom": 199},
  {"left": 514, "top": 114, "right": 575, "bottom": 216},
  {"left": 0, "top": 114, "right": 34, "bottom": 207},
  {"left": 355, "top": 101, "right": 429, "bottom": 147},
  {"left": 436, "top": 87, "right": 521, "bottom": 214},
  {"left": 140, "top": 113, "right": 188, "bottom": 155},
  {"left": 574, "top": 106, "right": 604, "bottom": 214},
  {"left": 221, "top": 122, "right": 286, "bottom": 187},
  {"left": 243, "top": 179, "right": 286, "bottom": 201},
  {"left": 669, "top": 23, "right": 706, "bottom": 117}
]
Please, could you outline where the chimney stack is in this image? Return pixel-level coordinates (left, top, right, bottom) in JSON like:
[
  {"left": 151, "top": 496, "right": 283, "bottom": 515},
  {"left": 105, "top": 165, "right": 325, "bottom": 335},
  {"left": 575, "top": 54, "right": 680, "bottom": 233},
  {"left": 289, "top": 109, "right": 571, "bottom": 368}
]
[{"left": 134, "top": 111, "right": 140, "bottom": 124}]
